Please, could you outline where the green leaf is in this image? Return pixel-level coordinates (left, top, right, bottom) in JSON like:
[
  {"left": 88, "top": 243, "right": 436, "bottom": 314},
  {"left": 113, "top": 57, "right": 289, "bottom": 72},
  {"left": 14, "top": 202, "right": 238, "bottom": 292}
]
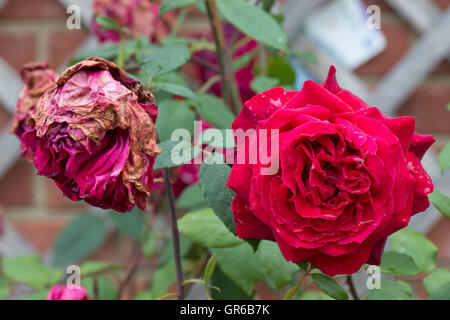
[
  {"left": 151, "top": 262, "right": 177, "bottom": 297},
  {"left": 204, "top": 255, "right": 218, "bottom": 299},
  {"left": 311, "top": 273, "right": 348, "bottom": 300},
  {"left": 289, "top": 50, "right": 318, "bottom": 64},
  {"left": 81, "top": 276, "right": 95, "bottom": 298},
  {"left": 178, "top": 208, "right": 242, "bottom": 248},
  {"left": 438, "top": 142, "right": 450, "bottom": 173},
  {"left": 108, "top": 208, "right": 144, "bottom": 240},
  {"left": 80, "top": 261, "right": 120, "bottom": 276},
  {"left": 194, "top": 94, "right": 235, "bottom": 129},
  {"left": 198, "top": 162, "right": 236, "bottom": 234},
  {"left": 428, "top": 282, "right": 450, "bottom": 300},
  {"left": 368, "top": 280, "right": 415, "bottom": 300},
  {"left": 300, "top": 291, "right": 333, "bottom": 300},
  {"left": 423, "top": 268, "right": 450, "bottom": 296},
  {"left": 52, "top": 214, "right": 108, "bottom": 266},
  {"left": 152, "top": 82, "right": 195, "bottom": 99},
  {"left": 266, "top": 56, "right": 296, "bottom": 86},
  {"left": 160, "top": 0, "right": 197, "bottom": 15},
  {"left": 390, "top": 228, "right": 438, "bottom": 273},
  {"left": 97, "top": 276, "right": 118, "bottom": 300},
  {"left": 257, "top": 240, "right": 299, "bottom": 290},
  {"left": 154, "top": 140, "right": 201, "bottom": 170},
  {"left": 2, "top": 255, "right": 62, "bottom": 288},
  {"left": 429, "top": 190, "right": 450, "bottom": 217},
  {"left": 210, "top": 265, "right": 253, "bottom": 300},
  {"left": 0, "top": 278, "right": 10, "bottom": 300},
  {"left": 380, "top": 251, "right": 420, "bottom": 276},
  {"left": 216, "top": 0, "right": 288, "bottom": 51},
  {"left": 250, "top": 76, "right": 280, "bottom": 93},
  {"left": 95, "top": 15, "right": 121, "bottom": 32},
  {"left": 141, "top": 44, "right": 191, "bottom": 77},
  {"left": 158, "top": 236, "right": 193, "bottom": 266},
  {"left": 141, "top": 229, "right": 157, "bottom": 259},
  {"left": 156, "top": 100, "right": 196, "bottom": 142},
  {"left": 212, "top": 243, "right": 265, "bottom": 295},
  {"left": 176, "top": 184, "right": 207, "bottom": 209}
]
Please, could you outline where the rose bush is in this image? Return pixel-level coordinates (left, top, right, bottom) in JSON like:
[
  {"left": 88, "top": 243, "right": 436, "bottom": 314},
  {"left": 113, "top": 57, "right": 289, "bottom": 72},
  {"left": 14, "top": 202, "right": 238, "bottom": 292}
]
[
  {"left": 227, "top": 66, "right": 435, "bottom": 276},
  {"left": 20, "top": 57, "right": 160, "bottom": 212},
  {"left": 10, "top": 62, "right": 57, "bottom": 138},
  {"left": 92, "top": 0, "right": 173, "bottom": 43},
  {"left": 46, "top": 285, "right": 89, "bottom": 300}
]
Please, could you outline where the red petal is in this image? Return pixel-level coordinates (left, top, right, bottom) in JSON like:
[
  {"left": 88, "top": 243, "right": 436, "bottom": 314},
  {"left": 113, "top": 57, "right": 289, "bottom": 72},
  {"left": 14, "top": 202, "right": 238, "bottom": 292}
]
[
  {"left": 232, "top": 195, "right": 274, "bottom": 241},
  {"left": 310, "top": 244, "right": 373, "bottom": 277},
  {"left": 409, "top": 134, "right": 435, "bottom": 160},
  {"left": 384, "top": 116, "right": 415, "bottom": 154}
]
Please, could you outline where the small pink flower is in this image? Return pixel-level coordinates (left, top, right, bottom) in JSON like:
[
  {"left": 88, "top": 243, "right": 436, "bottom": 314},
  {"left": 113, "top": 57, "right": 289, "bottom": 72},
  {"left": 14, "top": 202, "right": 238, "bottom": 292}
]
[{"left": 47, "top": 285, "right": 89, "bottom": 300}]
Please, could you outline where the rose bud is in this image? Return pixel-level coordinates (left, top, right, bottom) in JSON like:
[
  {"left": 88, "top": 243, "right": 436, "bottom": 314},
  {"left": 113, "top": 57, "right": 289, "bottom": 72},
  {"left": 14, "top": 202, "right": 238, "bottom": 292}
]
[
  {"left": 227, "top": 66, "right": 435, "bottom": 277},
  {"left": 20, "top": 57, "right": 161, "bottom": 212},
  {"left": 46, "top": 285, "right": 89, "bottom": 300},
  {"left": 10, "top": 62, "right": 57, "bottom": 138},
  {"left": 195, "top": 23, "right": 258, "bottom": 102},
  {"left": 92, "top": 0, "right": 174, "bottom": 43}
]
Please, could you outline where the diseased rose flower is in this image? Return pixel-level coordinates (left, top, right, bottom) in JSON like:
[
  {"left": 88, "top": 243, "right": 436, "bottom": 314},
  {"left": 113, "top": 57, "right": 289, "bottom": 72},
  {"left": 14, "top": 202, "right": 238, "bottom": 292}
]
[
  {"left": 92, "top": 0, "right": 174, "bottom": 43},
  {"left": 227, "top": 66, "right": 435, "bottom": 276},
  {"left": 46, "top": 285, "right": 89, "bottom": 300},
  {"left": 195, "top": 23, "right": 258, "bottom": 103},
  {"left": 20, "top": 57, "right": 161, "bottom": 213},
  {"left": 10, "top": 62, "right": 57, "bottom": 138}
]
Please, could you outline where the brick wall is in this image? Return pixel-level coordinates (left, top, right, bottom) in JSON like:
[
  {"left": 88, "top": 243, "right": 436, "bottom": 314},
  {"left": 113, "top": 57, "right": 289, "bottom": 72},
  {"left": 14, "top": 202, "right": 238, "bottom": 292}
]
[{"left": 0, "top": 0, "right": 449, "bottom": 299}]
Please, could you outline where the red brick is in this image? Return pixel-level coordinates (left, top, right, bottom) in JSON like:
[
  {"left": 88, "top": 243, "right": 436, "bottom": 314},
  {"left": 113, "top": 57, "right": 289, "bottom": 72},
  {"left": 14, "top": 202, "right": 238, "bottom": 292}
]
[
  {"left": 46, "top": 179, "right": 71, "bottom": 208},
  {"left": 11, "top": 215, "right": 71, "bottom": 253},
  {"left": 48, "top": 30, "right": 89, "bottom": 69},
  {"left": 0, "top": 105, "right": 11, "bottom": 132},
  {"left": 356, "top": 21, "right": 412, "bottom": 76},
  {"left": 0, "top": 32, "right": 37, "bottom": 72},
  {"left": 0, "top": 158, "right": 33, "bottom": 207},
  {"left": 0, "top": 0, "right": 66, "bottom": 20},
  {"left": 397, "top": 84, "right": 450, "bottom": 133},
  {"left": 432, "top": 0, "right": 450, "bottom": 9}
]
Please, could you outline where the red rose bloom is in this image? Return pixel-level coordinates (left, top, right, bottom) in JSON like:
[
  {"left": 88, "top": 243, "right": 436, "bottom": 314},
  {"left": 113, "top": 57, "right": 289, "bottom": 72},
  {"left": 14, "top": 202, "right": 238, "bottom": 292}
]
[
  {"left": 227, "top": 66, "right": 435, "bottom": 276},
  {"left": 20, "top": 57, "right": 160, "bottom": 212}
]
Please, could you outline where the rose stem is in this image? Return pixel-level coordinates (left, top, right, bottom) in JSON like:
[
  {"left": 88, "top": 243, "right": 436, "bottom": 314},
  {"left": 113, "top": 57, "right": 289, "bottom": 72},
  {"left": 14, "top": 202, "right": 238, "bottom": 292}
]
[
  {"left": 163, "top": 167, "right": 185, "bottom": 300},
  {"left": 204, "top": 0, "right": 242, "bottom": 113},
  {"left": 347, "top": 275, "right": 360, "bottom": 300}
]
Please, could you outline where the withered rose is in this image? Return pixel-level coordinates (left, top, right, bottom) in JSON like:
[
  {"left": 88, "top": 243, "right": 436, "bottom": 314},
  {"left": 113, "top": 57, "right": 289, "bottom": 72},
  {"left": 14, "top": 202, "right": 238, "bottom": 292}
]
[
  {"left": 20, "top": 57, "right": 161, "bottom": 212},
  {"left": 227, "top": 66, "right": 435, "bottom": 276},
  {"left": 11, "top": 62, "right": 57, "bottom": 138},
  {"left": 92, "top": 0, "right": 174, "bottom": 43}
]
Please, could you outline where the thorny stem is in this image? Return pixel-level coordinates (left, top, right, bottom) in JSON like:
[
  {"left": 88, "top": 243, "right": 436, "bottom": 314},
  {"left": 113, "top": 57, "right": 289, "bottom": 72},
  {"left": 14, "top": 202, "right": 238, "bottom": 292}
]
[
  {"left": 204, "top": 0, "right": 242, "bottom": 113},
  {"left": 163, "top": 167, "right": 185, "bottom": 300},
  {"left": 347, "top": 275, "right": 360, "bottom": 300}
]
